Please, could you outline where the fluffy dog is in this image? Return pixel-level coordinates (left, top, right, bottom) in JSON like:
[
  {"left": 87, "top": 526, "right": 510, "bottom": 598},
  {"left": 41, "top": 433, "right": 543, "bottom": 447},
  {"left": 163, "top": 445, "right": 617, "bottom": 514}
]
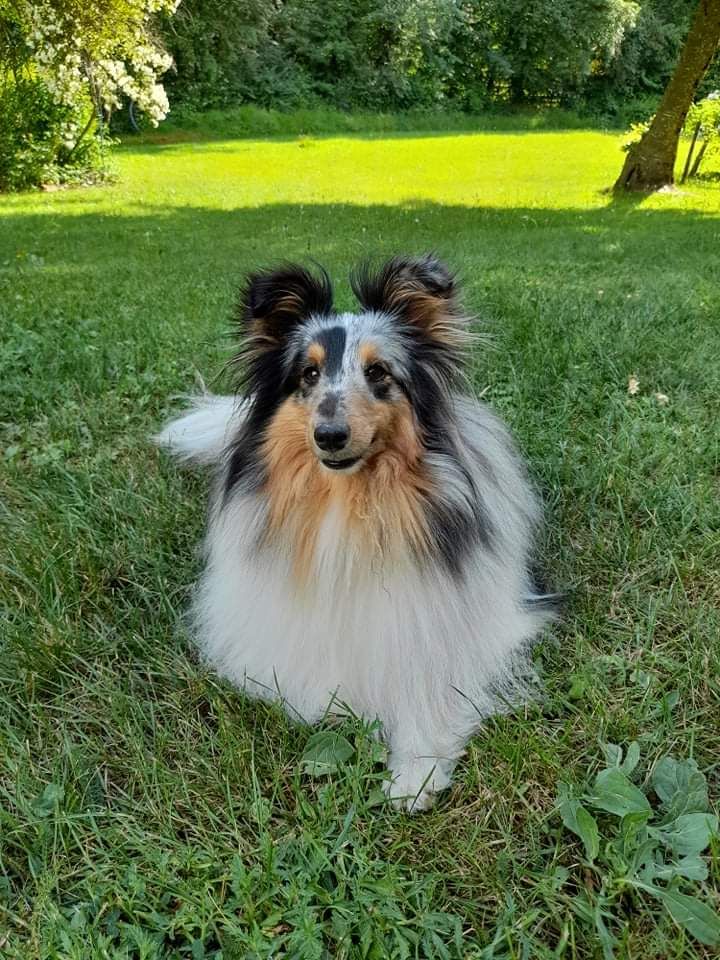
[{"left": 156, "top": 255, "right": 556, "bottom": 810}]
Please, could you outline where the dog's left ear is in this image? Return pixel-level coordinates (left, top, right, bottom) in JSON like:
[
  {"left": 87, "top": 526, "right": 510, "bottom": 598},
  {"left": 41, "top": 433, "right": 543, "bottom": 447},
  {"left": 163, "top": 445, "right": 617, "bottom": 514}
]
[
  {"left": 351, "top": 255, "right": 468, "bottom": 346},
  {"left": 237, "top": 263, "right": 334, "bottom": 357}
]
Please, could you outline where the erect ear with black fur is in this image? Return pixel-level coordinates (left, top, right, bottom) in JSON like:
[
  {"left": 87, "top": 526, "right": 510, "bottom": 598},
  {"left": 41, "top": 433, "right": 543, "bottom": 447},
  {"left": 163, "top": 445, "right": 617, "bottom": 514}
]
[
  {"left": 350, "top": 254, "right": 468, "bottom": 347},
  {"left": 236, "top": 263, "right": 334, "bottom": 360}
]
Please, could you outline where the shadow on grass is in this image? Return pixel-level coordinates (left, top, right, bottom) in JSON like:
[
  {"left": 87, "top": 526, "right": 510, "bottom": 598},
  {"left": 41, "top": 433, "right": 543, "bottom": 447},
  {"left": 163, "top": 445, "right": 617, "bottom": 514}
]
[
  {"left": 2, "top": 198, "right": 718, "bottom": 300},
  {"left": 3, "top": 196, "right": 718, "bottom": 472}
]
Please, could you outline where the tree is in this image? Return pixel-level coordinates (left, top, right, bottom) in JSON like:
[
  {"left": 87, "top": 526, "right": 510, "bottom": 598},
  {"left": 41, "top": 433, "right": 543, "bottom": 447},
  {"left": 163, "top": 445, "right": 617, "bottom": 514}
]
[
  {"left": 614, "top": 0, "right": 720, "bottom": 191},
  {"left": 496, "top": 0, "right": 639, "bottom": 106},
  {"left": 1, "top": 0, "right": 179, "bottom": 190}
]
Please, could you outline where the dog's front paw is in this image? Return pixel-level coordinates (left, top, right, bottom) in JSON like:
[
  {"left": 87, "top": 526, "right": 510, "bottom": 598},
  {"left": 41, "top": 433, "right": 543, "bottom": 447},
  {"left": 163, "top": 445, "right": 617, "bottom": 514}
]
[{"left": 385, "top": 756, "right": 453, "bottom": 813}]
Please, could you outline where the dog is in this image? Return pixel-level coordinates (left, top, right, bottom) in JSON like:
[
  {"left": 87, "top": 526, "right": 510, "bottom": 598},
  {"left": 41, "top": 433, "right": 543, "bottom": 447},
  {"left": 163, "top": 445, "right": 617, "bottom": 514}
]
[{"left": 155, "top": 255, "right": 557, "bottom": 811}]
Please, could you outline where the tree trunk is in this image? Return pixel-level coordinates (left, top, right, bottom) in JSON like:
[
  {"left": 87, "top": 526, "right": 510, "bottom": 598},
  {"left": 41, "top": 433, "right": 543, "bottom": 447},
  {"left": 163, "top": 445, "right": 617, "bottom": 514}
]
[
  {"left": 614, "top": 0, "right": 720, "bottom": 192},
  {"left": 680, "top": 121, "right": 701, "bottom": 182},
  {"left": 690, "top": 138, "right": 709, "bottom": 177}
]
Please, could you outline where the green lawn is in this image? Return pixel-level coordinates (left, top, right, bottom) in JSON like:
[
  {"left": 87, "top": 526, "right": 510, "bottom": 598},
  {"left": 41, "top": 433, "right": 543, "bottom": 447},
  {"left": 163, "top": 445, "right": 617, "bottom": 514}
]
[{"left": 1, "top": 122, "right": 720, "bottom": 959}]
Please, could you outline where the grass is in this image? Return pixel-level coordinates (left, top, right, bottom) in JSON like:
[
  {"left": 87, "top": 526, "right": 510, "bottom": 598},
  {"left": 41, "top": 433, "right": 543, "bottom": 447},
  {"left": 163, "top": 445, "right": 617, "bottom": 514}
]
[
  {"left": 133, "top": 103, "right": 604, "bottom": 144},
  {"left": 1, "top": 118, "right": 720, "bottom": 958}
]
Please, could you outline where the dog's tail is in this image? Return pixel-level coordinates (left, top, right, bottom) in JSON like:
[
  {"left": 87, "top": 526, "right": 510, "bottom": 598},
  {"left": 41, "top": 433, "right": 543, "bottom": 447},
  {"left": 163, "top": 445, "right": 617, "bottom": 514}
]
[{"left": 154, "top": 394, "right": 243, "bottom": 466}]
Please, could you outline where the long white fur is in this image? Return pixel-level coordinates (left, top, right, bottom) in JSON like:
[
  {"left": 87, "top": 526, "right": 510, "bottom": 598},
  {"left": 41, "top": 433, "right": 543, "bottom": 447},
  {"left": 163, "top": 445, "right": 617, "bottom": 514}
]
[
  {"left": 157, "top": 389, "right": 554, "bottom": 811},
  {"left": 154, "top": 394, "right": 243, "bottom": 466}
]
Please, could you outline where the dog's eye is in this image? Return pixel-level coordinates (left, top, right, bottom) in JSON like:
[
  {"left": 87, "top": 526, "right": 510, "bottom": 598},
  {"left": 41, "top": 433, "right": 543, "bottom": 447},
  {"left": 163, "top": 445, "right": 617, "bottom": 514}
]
[
  {"left": 365, "top": 363, "right": 387, "bottom": 383},
  {"left": 302, "top": 365, "right": 320, "bottom": 385}
]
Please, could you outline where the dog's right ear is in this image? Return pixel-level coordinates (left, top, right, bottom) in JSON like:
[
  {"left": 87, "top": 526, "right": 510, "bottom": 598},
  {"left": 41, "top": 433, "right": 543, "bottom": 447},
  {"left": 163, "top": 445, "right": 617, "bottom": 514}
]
[
  {"left": 237, "top": 264, "right": 334, "bottom": 359},
  {"left": 350, "top": 255, "right": 468, "bottom": 349}
]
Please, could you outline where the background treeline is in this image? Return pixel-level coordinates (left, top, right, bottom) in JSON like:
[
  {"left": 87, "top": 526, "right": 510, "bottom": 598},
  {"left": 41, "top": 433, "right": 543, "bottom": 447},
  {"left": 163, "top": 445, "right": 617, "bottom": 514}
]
[{"left": 160, "top": 0, "right": 718, "bottom": 122}]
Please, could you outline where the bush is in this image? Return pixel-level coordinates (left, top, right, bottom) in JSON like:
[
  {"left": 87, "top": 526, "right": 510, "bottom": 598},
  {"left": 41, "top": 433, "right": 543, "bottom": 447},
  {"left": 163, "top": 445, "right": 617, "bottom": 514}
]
[
  {"left": 154, "top": 102, "right": 595, "bottom": 142},
  {"left": 0, "top": 76, "right": 60, "bottom": 191},
  {"left": 158, "top": 0, "right": 712, "bottom": 121},
  {"left": 0, "top": 74, "right": 107, "bottom": 191}
]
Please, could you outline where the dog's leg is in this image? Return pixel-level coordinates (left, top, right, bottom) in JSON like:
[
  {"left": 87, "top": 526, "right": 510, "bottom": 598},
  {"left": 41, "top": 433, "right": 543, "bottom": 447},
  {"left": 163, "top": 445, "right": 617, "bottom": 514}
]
[
  {"left": 383, "top": 721, "right": 467, "bottom": 813},
  {"left": 385, "top": 752, "right": 457, "bottom": 813}
]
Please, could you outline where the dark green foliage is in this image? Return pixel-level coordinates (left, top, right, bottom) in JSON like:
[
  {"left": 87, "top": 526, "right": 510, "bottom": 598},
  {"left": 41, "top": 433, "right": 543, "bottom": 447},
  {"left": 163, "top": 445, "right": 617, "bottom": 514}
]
[
  {"left": 474, "top": 0, "right": 638, "bottom": 106},
  {"left": 161, "top": 0, "right": 463, "bottom": 112},
  {"left": 0, "top": 74, "right": 106, "bottom": 191},
  {"left": 159, "top": 0, "right": 283, "bottom": 112},
  {"left": 160, "top": 0, "right": 717, "bottom": 119},
  {"left": 0, "top": 77, "right": 63, "bottom": 191},
  {"left": 585, "top": 0, "right": 712, "bottom": 121},
  {"left": 271, "top": 0, "right": 457, "bottom": 109},
  {"left": 557, "top": 747, "right": 720, "bottom": 952}
]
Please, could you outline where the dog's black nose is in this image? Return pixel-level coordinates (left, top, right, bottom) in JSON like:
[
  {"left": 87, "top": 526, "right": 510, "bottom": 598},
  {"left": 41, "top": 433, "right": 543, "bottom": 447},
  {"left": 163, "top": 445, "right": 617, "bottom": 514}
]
[{"left": 314, "top": 424, "right": 349, "bottom": 452}]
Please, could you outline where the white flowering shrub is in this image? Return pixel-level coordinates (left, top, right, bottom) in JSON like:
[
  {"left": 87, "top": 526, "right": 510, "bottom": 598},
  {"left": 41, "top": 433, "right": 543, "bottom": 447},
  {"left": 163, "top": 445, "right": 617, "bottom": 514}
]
[{"left": 0, "top": 0, "right": 179, "bottom": 190}]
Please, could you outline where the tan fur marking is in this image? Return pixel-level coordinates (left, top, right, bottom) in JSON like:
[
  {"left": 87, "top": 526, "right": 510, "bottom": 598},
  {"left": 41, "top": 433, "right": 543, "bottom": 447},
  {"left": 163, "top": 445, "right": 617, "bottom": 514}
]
[
  {"left": 307, "top": 343, "right": 326, "bottom": 367},
  {"left": 244, "top": 290, "right": 314, "bottom": 357},
  {"left": 262, "top": 401, "right": 331, "bottom": 580},
  {"left": 245, "top": 319, "right": 279, "bottom": 354},
  {"left": 386, "top": 280, "right": 469, "bottom": 348},
  {"left": 263, "top": 395, "right": 431, "bottom": 581},
  {"left": 358, "top": 342, "right": 380, "bottom": 366},
  {"left": 274, "top": 290, "right": 307, "bottom": 316},
  {"left": 340, "top": 397, "right": 429, "bottom": 560}
]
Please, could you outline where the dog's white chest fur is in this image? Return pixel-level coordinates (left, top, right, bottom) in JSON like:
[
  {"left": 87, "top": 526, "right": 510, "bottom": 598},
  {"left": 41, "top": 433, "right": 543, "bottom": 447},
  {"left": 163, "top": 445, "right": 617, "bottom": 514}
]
[{"left": 198, "top": 493, "right": 417, "bottom": 721}]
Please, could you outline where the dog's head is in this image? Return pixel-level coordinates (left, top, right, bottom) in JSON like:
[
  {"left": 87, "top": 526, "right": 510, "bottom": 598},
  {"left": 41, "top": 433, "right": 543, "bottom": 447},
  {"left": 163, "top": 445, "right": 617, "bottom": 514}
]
[{"left": 233, "top": 255, "right": 471, "bottom": 477}]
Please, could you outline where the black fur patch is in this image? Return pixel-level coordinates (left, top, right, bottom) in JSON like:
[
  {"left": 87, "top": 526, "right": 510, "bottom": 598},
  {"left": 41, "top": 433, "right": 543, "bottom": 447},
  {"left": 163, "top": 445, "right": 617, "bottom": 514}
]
[
  {"left": 315, "top": 325, "right": 347, "bottom": 379},
  {"left": 238, "top": 263, "right": 333, "bottom": 347},
  {"left": 224, "top": 263, "right": 334, "bottom": 497},
  {"left": 426, "top": 494, "right": 491, "bottom": 579},
  {"left": 223, "top": 349, "right": 298, "bottom": 498},
  {"left": 395, "top": 328, "right": 493, "bottom": 577},
  {"left": 317, "top": 391, "right": 340, "bottom": 418}
]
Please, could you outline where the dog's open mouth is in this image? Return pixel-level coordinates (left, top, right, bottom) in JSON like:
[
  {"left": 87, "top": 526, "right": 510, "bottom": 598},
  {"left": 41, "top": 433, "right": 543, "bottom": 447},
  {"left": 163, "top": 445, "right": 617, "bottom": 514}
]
[{"left": 321, "top": 456, "right": 361, "bottom": 471}]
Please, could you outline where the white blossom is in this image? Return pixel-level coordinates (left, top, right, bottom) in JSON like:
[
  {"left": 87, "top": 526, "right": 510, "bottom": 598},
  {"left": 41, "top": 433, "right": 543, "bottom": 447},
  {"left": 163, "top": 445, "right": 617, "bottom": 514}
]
[{"left": 25, "top": 0, "right": 178, "bottom": 135}]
